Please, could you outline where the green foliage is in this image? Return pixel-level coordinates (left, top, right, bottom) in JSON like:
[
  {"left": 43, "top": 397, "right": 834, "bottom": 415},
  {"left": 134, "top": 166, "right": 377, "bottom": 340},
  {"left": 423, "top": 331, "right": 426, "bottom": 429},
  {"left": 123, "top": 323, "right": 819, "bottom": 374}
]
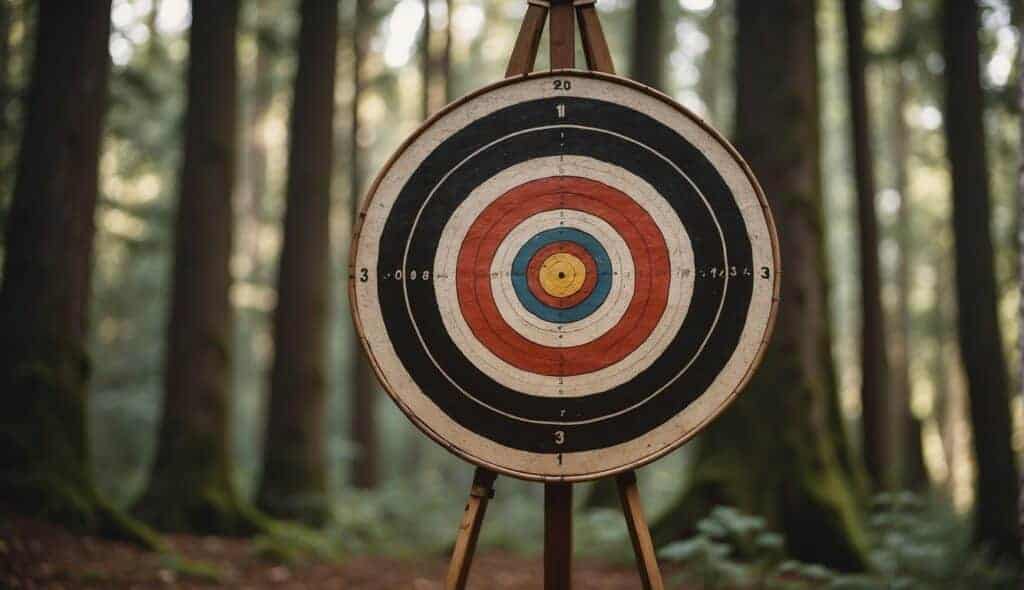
[
  {"left": 659, "top": 498, "right": 1018, "bottom": 590},
  {"left": 251, "top": 521, "right": 345, "bottom": 565},
  {"left": 156, "top": 553, "right": 227, "bottom": 585}
]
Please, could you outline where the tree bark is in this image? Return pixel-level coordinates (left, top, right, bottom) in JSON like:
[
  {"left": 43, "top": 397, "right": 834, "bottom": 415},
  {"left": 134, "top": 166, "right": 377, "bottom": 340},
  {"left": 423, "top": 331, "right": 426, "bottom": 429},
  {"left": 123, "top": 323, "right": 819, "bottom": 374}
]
[
  {"left": 941, "top": 0, "right": 1020, "bottom": 561},
  {"left": 1018, "top": 25, "right": 1024, "bottom": 561},
  {"left": 256, "top": 0, "right": 339, "bottom": 526},
  {"left": 1018, "top": 26, "right": 1024, "bottom": 561},
  {"left": 629, "top": 0, "right": 665, "bottom": 90},
  {"left": 349, "top": 0, "right": 378, "bottom": 490},
  {"left": 443, "top": 0, "right": 454, "bottom": 103},
  {"left": 652, "top": 0, "right": 868, "bottom": 571},
  {"left": 421, "top": 0, "right": 432, "bottom": 119},
  {"left": 0, "top": 0, "right": 158, "bottom": 548},
  {"left": 888, "top": 19, "right": 927, "bottom": 491},
  {"left": 134, "top": 0, "right": 256, "bottom": 534},
  {"left": 842, "top": 0, "right": 891, "bottom": 490}
]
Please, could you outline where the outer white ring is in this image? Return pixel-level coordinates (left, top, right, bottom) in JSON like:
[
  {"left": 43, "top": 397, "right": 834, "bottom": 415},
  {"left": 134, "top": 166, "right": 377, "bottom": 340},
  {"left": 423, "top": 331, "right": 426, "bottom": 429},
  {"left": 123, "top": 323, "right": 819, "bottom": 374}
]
[
  {"left": 350, "top": 74, "right": 778, "bottom": 480},
  {"left": 433, "top": 156, "right": 693, "bottom": 396}
]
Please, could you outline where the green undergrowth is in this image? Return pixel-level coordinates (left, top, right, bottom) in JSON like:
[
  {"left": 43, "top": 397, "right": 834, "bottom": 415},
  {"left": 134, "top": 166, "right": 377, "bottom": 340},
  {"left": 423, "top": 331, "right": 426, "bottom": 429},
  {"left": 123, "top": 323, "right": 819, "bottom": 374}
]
[
  {"left": 658, "top": 494, "right": 1019, "bottom": 589},
  {"left": 157, "top": 553, "right": 228, "bottom": 585},
  {"left": 250, "top": 519, "right": 347, "bottom": 565}
]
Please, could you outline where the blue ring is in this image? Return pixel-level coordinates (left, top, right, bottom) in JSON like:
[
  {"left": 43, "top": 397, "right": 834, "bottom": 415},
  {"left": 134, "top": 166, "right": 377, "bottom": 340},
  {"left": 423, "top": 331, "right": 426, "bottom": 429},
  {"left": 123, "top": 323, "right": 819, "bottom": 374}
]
[{"left": 510, "top": 228, "right": 613, "bottom": 323}]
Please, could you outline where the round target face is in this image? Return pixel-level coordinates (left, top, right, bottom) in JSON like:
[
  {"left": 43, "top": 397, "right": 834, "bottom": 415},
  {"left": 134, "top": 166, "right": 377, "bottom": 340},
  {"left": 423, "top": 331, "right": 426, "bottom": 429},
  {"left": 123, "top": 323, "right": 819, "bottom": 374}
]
[{"left": 350, "top": 71, "right": 780, "bottom": 482}]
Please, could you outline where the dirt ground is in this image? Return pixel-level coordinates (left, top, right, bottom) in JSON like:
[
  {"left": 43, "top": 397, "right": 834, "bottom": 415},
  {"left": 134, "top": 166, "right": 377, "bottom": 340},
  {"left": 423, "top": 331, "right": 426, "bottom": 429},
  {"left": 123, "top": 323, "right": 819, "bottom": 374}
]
[{"left": 0, "top": 517, "right": 677, "bottom": 589}]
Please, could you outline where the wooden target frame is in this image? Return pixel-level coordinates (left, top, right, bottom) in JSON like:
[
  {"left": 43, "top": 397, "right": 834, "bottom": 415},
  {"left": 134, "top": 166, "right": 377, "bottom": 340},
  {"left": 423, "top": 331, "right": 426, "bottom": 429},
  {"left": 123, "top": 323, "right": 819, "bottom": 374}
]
[{"left": 348, "top": 2, "right": 780, "bottom": 588}]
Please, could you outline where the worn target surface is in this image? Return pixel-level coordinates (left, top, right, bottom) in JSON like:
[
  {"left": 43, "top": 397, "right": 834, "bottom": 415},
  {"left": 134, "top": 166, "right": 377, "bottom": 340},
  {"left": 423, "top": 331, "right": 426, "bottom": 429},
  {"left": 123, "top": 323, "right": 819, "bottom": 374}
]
[{"left": 350, "top": 72, "right": 780, "bottom": 481}]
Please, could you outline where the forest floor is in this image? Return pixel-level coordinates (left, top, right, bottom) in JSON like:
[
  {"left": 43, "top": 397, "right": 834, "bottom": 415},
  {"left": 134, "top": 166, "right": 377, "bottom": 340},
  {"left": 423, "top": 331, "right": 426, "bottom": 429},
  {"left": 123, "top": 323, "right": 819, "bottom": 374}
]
[{"left": 1, "top": 517, "right": 680, "bottom": 589}]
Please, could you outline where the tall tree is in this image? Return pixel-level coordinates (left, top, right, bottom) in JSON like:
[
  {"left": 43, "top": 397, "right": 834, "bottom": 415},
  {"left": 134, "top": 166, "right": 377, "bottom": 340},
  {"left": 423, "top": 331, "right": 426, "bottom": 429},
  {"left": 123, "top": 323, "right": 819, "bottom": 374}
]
[
  {"left": 134, "top": 0, "right": 255, "bottom": 534},
  {"left": 421, "top": 0, "right": 432, "bottom": 119},
  {"left": 0, "top": 2, "right": 10, "bottom": 140},
  {"left": 443, "top": 0, "right": 454, "bottom": 103},
  {"left": 257, "top": 0, "right": 339, "bottom": 526},
  {"left": 0, "top": 0, "right": 156, "bottom": 547},
  {"left": 842, "top": 0, "right": 891, "bottom": 490},
  {"left": 1017, "top": 23, "right": 1024, "bottom": 559},
  {"left": 629, "top": 0, "right": 665, "bottom": 90},
  {"left": 888, "top": 14, "right": 927, "bottom": 491},
  {"left": 941, "top": 0, "right": 1020, "bottom": 561},
  {"left": 349, "top": 0, "right": 379, "bottom": 490},
  {"left": 652, "top": 0, "right": 868, "bottom": 570}
]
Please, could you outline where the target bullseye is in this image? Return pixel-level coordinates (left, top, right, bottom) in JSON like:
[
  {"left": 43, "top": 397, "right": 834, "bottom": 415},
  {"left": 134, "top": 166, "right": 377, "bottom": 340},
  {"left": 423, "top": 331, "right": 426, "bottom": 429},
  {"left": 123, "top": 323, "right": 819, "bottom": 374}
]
[
  {"left": 350, "top": 72, "right": 779, "bottom": 481},
  {"left": 538, "top": 253, "right": 585, "bottom": 298}
]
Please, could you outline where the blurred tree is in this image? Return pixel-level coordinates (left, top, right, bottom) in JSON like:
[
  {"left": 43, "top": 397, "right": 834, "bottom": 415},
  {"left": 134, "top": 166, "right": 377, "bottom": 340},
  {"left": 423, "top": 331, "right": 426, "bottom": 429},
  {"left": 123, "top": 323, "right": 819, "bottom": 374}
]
[
  {"left": 257, "top": 0, "right": 339, "bottom": 526},
  {"left": 629, "top": 0, "right": 666, "bottom": 91},
  {"left": 652, "top": 0, "right": 868, "bottom": 571},
  {"left": 941, "top": 0, "right": 1020, "bottom": 561},
  {"left": 443, "top": 0, "right": 454, "bottom": 103},
  {"left": 1017, "top": 19, "right": 1023, "bottom": 560},
  {"left": 422, "top": 0, "right": 432, "bottom": 119},
  {"left": 0, "top": 1, "right": 9, "bottom": 143},
  {"left": 842, "top": 0, "right": 891, "bottom": 490},
  {"left": 0, "top": 0, "right": 157, "bottom": 547},
  {"left": 350, "top": 0, "right": 379, "bottom": 490},
  {"left": 134, "top": 0, "right": 257, "bottom": 534},
  {"left": 887, "top": 10, "right": 927, "bottom": 492}
]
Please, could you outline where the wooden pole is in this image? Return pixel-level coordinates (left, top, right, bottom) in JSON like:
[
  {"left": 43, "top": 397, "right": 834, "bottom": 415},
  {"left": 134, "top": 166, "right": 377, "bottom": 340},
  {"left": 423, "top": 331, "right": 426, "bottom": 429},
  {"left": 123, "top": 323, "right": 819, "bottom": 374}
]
[
  {"left": 549, "top": 0, "right": 575, "bottom": 69},
  {"left": 506, "top": 2, "right": 549, "bottom": 77},
  {"left": 544, "top": 483, "right": 573, "bottom": 589},
  {"left": 616, "top": 471, "right": 665, "bottom": 590},
  {"left": 445, "top": 468, "right": 498, "bottom": 590},
  {"left": 576, "top": 1, "right": 615, "bottom": 74}
]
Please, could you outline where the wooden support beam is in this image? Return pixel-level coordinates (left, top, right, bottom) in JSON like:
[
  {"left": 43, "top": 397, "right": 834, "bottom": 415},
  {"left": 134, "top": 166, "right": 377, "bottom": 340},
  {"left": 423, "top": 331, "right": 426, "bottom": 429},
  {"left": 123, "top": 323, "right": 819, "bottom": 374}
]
[
  {"left": 544, "top": 483, "right": 573, "bottom": 589},
  {"left": 616, "top": 471, "right": 665, "bottom": 590},
  {"left": 549, "top": 0, "right": 576, "bottom": 69},
  {"left": 506, "top": 2, "right": 549, "bottom": 77},
  {"left": 576, "top": 1, "right": 615, "bottom": 73},
  {"left": 445, "top": 468, "right": 498, "bottom": 590}
]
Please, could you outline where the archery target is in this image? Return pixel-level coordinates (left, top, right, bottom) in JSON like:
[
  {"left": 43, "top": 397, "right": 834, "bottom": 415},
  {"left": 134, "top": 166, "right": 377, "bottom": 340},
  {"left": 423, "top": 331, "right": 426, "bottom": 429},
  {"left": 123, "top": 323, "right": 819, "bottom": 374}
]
[{"left": 350, "top": 72, "right": 780, "bottom": 481}]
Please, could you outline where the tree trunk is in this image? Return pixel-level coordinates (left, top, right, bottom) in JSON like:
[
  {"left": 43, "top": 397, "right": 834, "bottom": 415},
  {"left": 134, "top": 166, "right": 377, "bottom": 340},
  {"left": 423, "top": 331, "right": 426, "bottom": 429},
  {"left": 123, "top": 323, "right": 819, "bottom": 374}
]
[
  {"left": 256, "top": 0, "right": 338, "bottom": 526},
  {"left": 0, "top": 1, "right": 10, "bottom": 135},
  {"left": 134, "top": 0, "right": 256, "bottom": 534},
  {"left": 652, "top": 0, "right": 868, "bottom": 571},
  {"left": 842, "top": 0, "right": 891, "bottom": 490},
  {"left": 443, "top": 0, "right": 454, "bottom": 103},
  {"left": 421, "top": 0, "right": 432, "bottom": 119},
  {"left": 0, "top": 0, "right": 158, "bottom": 548},
  {"left": 941, "top": 0, "right": 1020, "bottom": 561},
  {"left": 349, "top": 0, "right": 378, "bottom": 490},
  {"left": 888, "top": 24, "right": 927, "bottom": 491},
  {"left": 1017, "top": 29, "right": 1024, "bottom": 561},
  {"left": 629, "top": 0, "right": 665, "bottom": 90}
]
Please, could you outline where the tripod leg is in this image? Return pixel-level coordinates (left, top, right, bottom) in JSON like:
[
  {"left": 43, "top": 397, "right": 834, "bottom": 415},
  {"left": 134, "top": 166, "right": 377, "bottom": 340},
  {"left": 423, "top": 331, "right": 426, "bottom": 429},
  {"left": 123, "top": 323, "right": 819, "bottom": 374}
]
[
  {"left": 616, "top": 471, "right": 665, "bottom": 590},
  {"left": 445, "top": 468, "right": 498, "bottom": 590},
  {"left": 506, "top": 2, "right": 549, "bottom": 77},
  {"left": 575, "top": 1, "right": 615, "bottom": 74},
  {"left": 544, "top": 483, "right": 573, "bottom": 589},
  {"left": 549, "top": 0, "right": 576, "bottom": 69}
]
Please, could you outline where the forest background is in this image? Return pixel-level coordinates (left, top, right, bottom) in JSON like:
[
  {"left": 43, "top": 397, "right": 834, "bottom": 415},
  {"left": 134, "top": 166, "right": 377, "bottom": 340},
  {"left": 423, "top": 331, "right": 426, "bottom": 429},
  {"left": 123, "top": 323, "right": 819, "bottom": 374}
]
[{"left": 0, "top": 0, "right": 1022, "bottom": 587}]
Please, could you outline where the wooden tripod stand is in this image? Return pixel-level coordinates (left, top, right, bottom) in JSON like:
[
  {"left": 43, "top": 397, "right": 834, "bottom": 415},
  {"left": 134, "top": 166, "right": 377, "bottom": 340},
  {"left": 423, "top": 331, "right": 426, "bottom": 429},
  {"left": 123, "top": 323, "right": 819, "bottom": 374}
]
[{"left": 443, "top": 3, "right": 665, "bottom": 588}]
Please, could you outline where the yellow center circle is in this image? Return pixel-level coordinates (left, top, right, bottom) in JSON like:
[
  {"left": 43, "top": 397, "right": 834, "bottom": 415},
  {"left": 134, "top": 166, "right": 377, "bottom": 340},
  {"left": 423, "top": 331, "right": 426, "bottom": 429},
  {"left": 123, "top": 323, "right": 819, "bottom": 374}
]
[{"left": 539, "top": 253, "right": 587, "bottom": 298}]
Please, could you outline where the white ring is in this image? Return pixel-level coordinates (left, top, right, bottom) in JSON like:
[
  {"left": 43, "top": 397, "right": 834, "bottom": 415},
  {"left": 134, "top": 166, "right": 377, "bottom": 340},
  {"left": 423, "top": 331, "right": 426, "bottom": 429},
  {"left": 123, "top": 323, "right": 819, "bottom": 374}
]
[
  {"left": 433, "top": 156, "right": 694, "bottom": 397},
  {"left": 491, "top": 210, "right": 634, "bottom": 347}
]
